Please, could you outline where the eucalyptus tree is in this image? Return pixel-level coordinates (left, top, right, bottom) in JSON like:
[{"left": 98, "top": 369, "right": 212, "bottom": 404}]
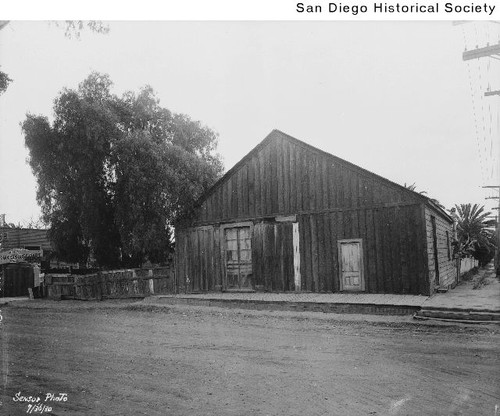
[{"left": 22, "top": 72, "right": 223, "bottom": 267}]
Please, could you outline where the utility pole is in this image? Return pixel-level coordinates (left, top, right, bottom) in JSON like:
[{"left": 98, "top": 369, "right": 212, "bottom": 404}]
[
  {"left": 462, "top": 34, "right": 500, "bottom": 275},
  {"left": 482, "top": 186, "right": 500, "bottom": 275},
  {"left": 463, "top": 44, "right": 500, "bottom": 98}
]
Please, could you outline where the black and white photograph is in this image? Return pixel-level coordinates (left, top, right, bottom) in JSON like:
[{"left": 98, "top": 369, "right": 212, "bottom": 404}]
[{"left": 0, "top": 5, "right": 499, "bottom": 415}]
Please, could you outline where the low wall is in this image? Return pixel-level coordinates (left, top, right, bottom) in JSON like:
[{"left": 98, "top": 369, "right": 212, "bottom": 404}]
[
  {"left": 460, "top": 258, "right": 478, "bottom": 276},
  {"left": 45, "top": 267, "right": 175, "bottom": 300}
]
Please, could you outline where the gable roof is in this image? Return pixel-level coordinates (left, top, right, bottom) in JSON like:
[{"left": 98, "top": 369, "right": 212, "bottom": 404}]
[{"left": 193, "top": 129, "right": 453, "bottom": 222}]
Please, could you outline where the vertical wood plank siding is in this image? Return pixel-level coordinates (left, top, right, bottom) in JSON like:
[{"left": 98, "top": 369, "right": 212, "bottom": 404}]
[
  {"left": 295, "top": 205, "right": 426, "bottom": 294},
  {"left": 176, "top": 204, "right": 428, "bottom": 295},
  {"left": 175, "top": 132, "right": 447, "bottom": 295},
  {"left": 190, "top": 136, "right": 419, "bottom": 223},
  {"left": 424, "top": 207, "right": 457, "bottom": 291}
]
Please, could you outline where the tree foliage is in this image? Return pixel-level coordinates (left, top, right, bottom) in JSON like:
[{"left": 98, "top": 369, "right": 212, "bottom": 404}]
[
  {"left": 52, "top": 21, "right": 110, "bottom": 39},
  {"left": 22, "top": 72, "right": 223, "bottom": 267},
  {"left": 0, "top": 218, "right": 46, "bottom": 230},
  {"left": 0, "top": 70, "right": 12, "bottom": 95},
  {"left": 403, "top": 182, "right": 445, "bottom": 210},
  {"left": 0, "top": 21, "right": 109, "bottom": 95},
  {"left": 453, "top": 203, "right": 497, "bottom": 264}
]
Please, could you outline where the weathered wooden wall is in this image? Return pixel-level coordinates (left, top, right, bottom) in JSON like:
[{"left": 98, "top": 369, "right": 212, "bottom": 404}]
[
  {"left": 175, "top": 131, "right": 453, "bottom": 296},
  {"left": 176, "top": 203, "right": 430, "bottom": 295},
  {"left": 176, "top": 222, "right": 296, "bottom": 293},
  {"left": 425, "top": 207, "right": 457, "bottom": 291},
  {"left": 298, "top": 204, "right": 429, "bottom": 295},
  {"left": 175, "top": 226, "right": 222, "bottom": 294},
  {"left": 190, "top": 132, "right": 421, "bottom": 226},
  {"left": 252, "top": 222, "right": 295, "bottom": 292},
  {"left": 0, "top": 227, "right": 52, "bottom": 251}
]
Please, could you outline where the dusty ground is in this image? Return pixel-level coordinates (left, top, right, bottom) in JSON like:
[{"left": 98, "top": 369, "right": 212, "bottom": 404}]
[{"left": 0, "top": 300, "right": 499, "bottom": 416}]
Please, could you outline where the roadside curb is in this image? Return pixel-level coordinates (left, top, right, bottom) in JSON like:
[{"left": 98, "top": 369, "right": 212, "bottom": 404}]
[
  {"left": 413, "top": 314, "right": 499, "bottom": 325},
  {"left": 3, "top": 295, "right": 498, "bottom": 325},
  {"left": 3, "top": 297, "right": 499, "bottom": 327},
  {"left": 144, "top": 295, "right": 500, "bottom": 324},
  {"left": 414, "top": 308, "right": 500, "bottom": 323},
  {"left": 132, "top": 301, "right": 500, "bottom": 329},
  {"left": 145, "top": 296, "right": 424, "bottom": 316}
]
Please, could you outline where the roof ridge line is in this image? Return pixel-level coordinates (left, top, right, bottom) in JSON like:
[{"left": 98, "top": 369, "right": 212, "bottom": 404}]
[{"left": 187, "top": 129, "right": 452, "bottom": 222}]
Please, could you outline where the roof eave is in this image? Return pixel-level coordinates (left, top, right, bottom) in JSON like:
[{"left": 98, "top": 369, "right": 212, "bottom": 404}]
[{"left": 189, "top": 129, "right": 449, "bottom": 219}]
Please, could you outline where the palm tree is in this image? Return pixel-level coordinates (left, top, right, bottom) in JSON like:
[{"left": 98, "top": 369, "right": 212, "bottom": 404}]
[
  {"left": 404, "top": 182, "right": 419, "bottom": 192},
  {"left": 453, "top": 203, "right": 496, "bottom": 261},
  {"left": 403, "top": 183, "right": 445, "bottom": 210}
]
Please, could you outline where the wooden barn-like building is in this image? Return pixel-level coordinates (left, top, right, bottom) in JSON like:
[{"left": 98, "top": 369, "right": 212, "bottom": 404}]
[{"left": 175, "top": 130, "right": 456, "bottom": 296}]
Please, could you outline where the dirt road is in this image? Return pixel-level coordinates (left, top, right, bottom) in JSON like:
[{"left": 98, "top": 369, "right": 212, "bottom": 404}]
[{"left": 1, "top": 300, "right": 499, "bottom": 415}]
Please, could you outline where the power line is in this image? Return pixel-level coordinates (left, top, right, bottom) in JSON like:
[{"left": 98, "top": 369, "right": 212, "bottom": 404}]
[{"left": 461, "top": 22, "right": 500, "bottom": 273}]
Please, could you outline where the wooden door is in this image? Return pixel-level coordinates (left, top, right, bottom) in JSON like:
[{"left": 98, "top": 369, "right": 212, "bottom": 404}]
[
  {"left": 225, "top": 227, "right": 252, "bottom": 290},
  {"left": 338, "top": 240, "right": 364, "bottom": 291}
]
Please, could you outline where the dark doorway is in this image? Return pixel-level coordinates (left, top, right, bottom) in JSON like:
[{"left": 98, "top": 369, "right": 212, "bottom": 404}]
[{"left": 2, "top": 263, "right": 34, "bottom": 297}]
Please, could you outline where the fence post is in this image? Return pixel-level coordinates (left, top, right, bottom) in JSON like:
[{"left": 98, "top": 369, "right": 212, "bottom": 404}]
[{"left": 148, "top": 269, "right": 154, "bottom": 294}]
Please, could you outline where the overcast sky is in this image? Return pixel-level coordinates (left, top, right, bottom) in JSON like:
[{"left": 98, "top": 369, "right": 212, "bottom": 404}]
[{"left": 0, "top": 20, "right": 499, "bottom": 225}]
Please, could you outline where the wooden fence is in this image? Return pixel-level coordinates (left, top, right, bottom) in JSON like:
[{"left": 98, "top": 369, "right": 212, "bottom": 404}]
[
  {"left": 460, "top": 257, "right": 478, "bottom": 276},
  {"left": 45, "top": 267, "right": 175, "bottom": 300}
]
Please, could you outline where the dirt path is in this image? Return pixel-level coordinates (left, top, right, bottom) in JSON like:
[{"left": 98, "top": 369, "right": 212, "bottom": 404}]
[{"left": 1, "top": 301, "right": 499, "bottom": 415}]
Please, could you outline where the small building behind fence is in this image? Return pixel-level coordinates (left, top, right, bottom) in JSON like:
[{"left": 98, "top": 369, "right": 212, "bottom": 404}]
[{"left": 0, "top": 226, "right": 51, "bottom": 297}]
